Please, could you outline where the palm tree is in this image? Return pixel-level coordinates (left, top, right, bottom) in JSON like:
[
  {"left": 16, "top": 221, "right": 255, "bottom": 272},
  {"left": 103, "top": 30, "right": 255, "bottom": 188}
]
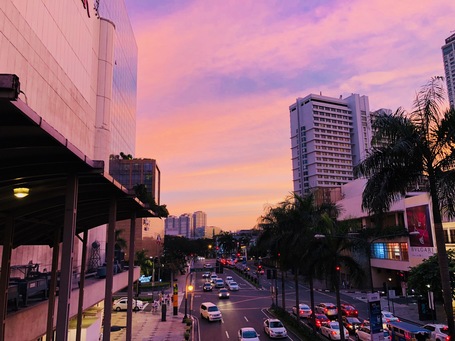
[{"left": 354, "top": 77, "right": 455, "bottom": 336}]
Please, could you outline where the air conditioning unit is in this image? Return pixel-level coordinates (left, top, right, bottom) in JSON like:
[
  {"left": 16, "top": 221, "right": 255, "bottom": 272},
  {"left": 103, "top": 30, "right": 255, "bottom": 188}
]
[{"left": 0, "top": 74, "right": 20, "bottom": 100}]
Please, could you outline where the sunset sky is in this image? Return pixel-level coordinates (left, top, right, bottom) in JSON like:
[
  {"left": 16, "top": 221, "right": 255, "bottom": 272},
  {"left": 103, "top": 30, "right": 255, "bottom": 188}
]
[{"left": 125, "top": 0, "right": 455, "bottom": 231}]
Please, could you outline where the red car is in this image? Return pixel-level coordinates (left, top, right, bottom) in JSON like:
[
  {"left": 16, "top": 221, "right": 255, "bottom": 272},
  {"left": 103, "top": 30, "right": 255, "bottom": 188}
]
[
  {"left": 341, "top": 304, "right": 358, "bottom": 317},
  {"left": 312, "top": 313, "right": 330, "bottom": 329}
]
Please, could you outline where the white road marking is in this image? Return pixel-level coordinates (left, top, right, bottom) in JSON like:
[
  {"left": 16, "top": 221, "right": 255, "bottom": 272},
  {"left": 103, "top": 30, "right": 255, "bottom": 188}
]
[
  {"left": 244, "top": 316, "right": 249, "bottom": 322},
  {"left": 225, "top": 331, "right": 230, "bottom": 338}
]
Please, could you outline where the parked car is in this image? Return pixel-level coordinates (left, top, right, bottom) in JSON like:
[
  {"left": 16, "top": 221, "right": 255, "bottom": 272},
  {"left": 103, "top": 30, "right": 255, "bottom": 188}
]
[
  {"left": 341, "top": 303, "right": 358, "bottom": 317},
  {"left": 320, "top": 321, "right": 350, "bottom": 340},
  {"left": 113, "top": 298, "right": 144, "bottom": 311},
  {"left": 200, "top": 302, "right": 222, "bottom": 321},
  {"left": 423, "top": 324, "right": 450, "bottom": 341},
  {"left": 203, "top": 282, "right": 213, "bottom": 292},
  {"left": 292, "top": 303, "right": 312, "bottom": 318},
  {"left": 316, "top": 303, "right": 338, "bottom": 319},
  {"left": 218, "top": 288, "right": 230, "bottom": 299},
  {"left": 238, "top": 327, "right": 260, "bottom": 341},
  {"left": 263, "top": 318, "right": 287, "bottom": 338},
  {"left": 342, "top": 316, "right": 362, "bottom": 334},
  {"left": 227, "top": 281, "right": 239, "bottom": 291},
  {"left": 310, "top": 313, "right": 330, "bottom": 330}
]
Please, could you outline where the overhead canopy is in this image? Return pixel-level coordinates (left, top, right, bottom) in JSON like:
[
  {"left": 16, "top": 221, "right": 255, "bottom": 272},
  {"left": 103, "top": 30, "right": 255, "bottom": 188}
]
[{"left": 0, "top": 98, "right": 154, "bottom": 247}]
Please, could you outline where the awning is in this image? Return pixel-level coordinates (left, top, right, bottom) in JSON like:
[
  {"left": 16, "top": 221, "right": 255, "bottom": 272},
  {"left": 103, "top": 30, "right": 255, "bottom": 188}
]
[{"left": 0, "top": 98, "right": 154, "bottom": 247}]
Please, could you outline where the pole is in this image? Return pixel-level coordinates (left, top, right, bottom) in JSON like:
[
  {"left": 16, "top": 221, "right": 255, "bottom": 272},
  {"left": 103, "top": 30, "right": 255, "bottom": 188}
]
[
  {"left": 386, "top": 281, "right": 391, "bottom": 311},
  {"left": 183, "top": 272, "right": 190, "bottom": 322}
]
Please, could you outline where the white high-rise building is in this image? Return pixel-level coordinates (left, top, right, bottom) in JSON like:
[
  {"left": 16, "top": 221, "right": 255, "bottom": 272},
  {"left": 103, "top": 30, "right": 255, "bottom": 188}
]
[
  {"left": 290, "top": 93, "right": 371, "bottom": 197},
  {"left": 442, "top": 33, "right": 455, "bottom": 108},
  {"left": 192, "top": 211, "right": 207, "bottom": 235}
]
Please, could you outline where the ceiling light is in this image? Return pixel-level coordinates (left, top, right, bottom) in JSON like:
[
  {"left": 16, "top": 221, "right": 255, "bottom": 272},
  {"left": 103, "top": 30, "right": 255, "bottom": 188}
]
[{"left": 14, "top": 187, "right": 29, "bottom": 198}]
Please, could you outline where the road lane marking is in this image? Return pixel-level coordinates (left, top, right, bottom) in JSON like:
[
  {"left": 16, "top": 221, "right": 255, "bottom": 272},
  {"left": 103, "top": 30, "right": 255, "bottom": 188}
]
[
  {"left": 225, "top": 331, "right": 230, "bottom": 338},
  {"left": 244, "top": 316, "right": 249, "bottom": 322}
]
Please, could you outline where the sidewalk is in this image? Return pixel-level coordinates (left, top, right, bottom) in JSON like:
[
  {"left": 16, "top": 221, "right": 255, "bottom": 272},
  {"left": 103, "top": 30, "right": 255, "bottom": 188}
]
[
  {"left": 341, "top": 289, "right": 447, "bottom": 326},
  {"left": 107, "top": 273, "right": 190, "bottom": 341}
]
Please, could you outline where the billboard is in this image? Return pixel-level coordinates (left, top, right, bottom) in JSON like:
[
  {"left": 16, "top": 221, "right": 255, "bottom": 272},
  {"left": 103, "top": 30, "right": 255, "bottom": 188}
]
[{"left": 406, "top": 205, "right": 433, "bottom": 247}]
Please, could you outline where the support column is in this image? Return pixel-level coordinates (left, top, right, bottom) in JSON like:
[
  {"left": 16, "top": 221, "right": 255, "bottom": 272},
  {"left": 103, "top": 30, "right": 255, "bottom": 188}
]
[
  {"left": 46, "top": 228, "right": 61, "bottom": 341},
  {"left": 76, "top": 230, "right": 88, "bottom": 341},
  {"left": 0, "top": 216, "right": 14, "bottom": 341},
  {"left": 103, "top": 196, "right": 117, "bottom": 341},
  {"left": 126, "top": 212, "right": 137, "bottom": 341},
  {"left": 56, "top": 175, "right": 79, "bottom": 341}
]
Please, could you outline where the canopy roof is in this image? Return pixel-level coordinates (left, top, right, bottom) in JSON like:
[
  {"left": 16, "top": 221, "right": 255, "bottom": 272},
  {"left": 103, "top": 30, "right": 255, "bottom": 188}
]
[{"left": 0, "top": 99, "right": 154, "bottom": 247}]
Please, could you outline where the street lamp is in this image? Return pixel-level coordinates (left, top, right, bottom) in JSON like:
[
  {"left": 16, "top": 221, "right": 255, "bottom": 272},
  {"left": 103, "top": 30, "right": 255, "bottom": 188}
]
[{"left": 183, "top": 283, "right": 193, "bottom": 321}]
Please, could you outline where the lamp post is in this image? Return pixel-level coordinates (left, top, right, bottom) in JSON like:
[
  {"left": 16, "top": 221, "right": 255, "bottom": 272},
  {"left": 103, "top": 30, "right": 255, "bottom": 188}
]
[
  {"left": 386, "top": 277, "right": 392, "bottom": 312},
  {"left": 183, "top": 273, "right": 193, "bottom": 322}
]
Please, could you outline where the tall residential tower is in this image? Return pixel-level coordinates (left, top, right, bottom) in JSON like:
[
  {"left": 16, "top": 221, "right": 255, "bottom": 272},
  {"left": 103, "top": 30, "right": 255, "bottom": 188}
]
[
  {"left": 442, "top": 33, "right": 455, "bottom": 108},
  {"left": 290, "top": 93, "right": 371, "bottom": 199}
]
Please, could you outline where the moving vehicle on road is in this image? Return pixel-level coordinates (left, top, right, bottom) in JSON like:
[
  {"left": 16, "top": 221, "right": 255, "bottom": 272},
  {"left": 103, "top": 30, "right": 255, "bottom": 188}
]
[
  {"left": 238, "top": 327, "right": 260, "bottom": 341},
  {"left": 320, "top": 321, "right": 350, "bottom": 340},
  {"left": 381, "top": 311, "right": 399, "bottom": 328},
  {"left": 311, "top": 313, "right": 330, "bottom": 330},
  {"left": 316, "top": 303, "right": 338, "bottom": 319},
  {"left": 214, "top": 278, "right": 224, "bottom": 288},
  {"left": 227, "top": 281, "right": 239, "bottom": 291},
  {"left": 218, "top": 288, "right": 230, "bottom": 299},
  {"left": 263, "top": 318, "right": 287, "bottom": 338},
  {"left": 292, "top": 303, "right": 312, "bottom": 318},
  {"left": 386, "top": 321, "right": 430, "bottom": 341},
  {"left": 340, "top": 303, "right": 358, "bottom": 317},
  {"left": 422, "top": 324, "right": 449, "bottom": 341},
  {"left": 225, "top": 276, "right": 233, "bottom": 284},
  {"left": 342, "top": 316, "right": 362, "bottom": 334},
  {"left": 113, "top": 298, "right": 144, "bottom": 311},
  {"left": 200, "top": 302, "right": 222, "bottom": 322},
  {"left": 203, "top": 282, "right": 213, "bottom": 292}
]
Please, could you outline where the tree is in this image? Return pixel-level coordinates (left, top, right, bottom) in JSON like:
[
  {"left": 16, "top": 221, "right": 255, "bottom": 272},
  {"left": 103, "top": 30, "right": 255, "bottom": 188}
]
[
  {"left": 115, "top": 229, "right": 127, "bottom": 251},
  {"left": 354, "top": 77, "right": 455, "bottom": 335},
  {"left": 407, "top": 250, "right": 455, "bottom": 301},
  {"left": 135, "top": 249, "right": 153, "bottom": 276},
  {"left": 133, "top": 184, "right": 169, "bottom": 218},
  {"left": 216, "top": 231, "right": 236, "bottom": 256}
]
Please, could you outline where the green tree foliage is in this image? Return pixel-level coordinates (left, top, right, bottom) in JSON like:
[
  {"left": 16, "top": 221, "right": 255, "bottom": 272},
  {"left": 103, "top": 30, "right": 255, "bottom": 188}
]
[
  {"left": 354, "top": 77, "right": 455, "bottom": 335},
  {"left": 133, "top": 184, "right": 169, "bottom": 218},
  {"left": 407, "top": 250, "right": 455, "bottom": 301},
  {"left": 135, "top": 249, "right": 153, "bottom": 276}
]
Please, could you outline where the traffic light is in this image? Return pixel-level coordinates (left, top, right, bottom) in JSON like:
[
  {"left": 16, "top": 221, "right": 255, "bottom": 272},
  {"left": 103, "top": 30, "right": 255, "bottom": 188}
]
[{"left": 335, "top": 265, "right": 340, "bottom": 271}]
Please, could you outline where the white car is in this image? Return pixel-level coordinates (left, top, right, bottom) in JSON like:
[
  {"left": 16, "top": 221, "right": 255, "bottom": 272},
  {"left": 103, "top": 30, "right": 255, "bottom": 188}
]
[
  {"left": 210, "top": 274, "right": 218, "bottom": 283},
  {"left": 423, "top": 324, "right": 450, "bottom": 341},
  {"left": 381, "top": 311, "right": 399, "bottom": 328},
  {"left": 200, "top": 302, "right": 222, "bottom": 321},
  {"left": 214, "top": 278, "right": 224, "bottom": 288},
  {"left": 356, "top": 325, "right": 391, "bottom": 341},
  {"left": 316, "top": 303, "right": 338, "bottom": 318},
  {"left": 320, "top": 321, "right": 349, "bottom": 340},
  {"left": 263, "top": 318, "right": 287, "bottom": 338},
  {"left": 227, "top": 281, "right": 239, "bottom": 291},
  {"left": 113, "top": 298, "right": 144, "bottom": 311},
  {"left": 225, "top": 276, "right": 233, "bottom": 284},
  {"left": 292, "top": 303, "right": 312, "bottom": 318},
  {"left": 238, "top": 327, "right": 260, "bottom": 341}
]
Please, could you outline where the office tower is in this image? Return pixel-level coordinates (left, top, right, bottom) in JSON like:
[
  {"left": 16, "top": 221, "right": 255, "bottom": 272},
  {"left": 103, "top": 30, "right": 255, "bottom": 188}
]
[
  {"left": 290, "top": 93, "right": 371, "bottom": 199},
  {"left": 192, "top": 211, "right": 207, "bottom": 237},
  {"left": 442, "top": 33, "right": 455, "bottom": 108}
]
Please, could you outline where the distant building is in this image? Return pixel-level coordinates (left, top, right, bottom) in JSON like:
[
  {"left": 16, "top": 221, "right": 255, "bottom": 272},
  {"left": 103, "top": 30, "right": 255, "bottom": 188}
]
[
  {"left": 290, "top": 93, "right": 372, "bottom": 200},
  {"left": 193, "top": 211, "right": 207, "bottom": 229},
  {"left": 442, "top": 33, "right": 455, "bottom": 108},
  {"left": 165, "top": 211, "right": 208, "bottom": 238}
]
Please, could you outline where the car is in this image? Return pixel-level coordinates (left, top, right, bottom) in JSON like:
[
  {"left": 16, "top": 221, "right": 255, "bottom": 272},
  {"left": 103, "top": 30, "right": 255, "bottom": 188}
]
[
  {"left": 202, "top": 272, "right": 210, "bottom": 279},
  {"left": 341, "top": 303, "right": 358, "bottom": 317},
  {"left": 225, "top": 276, "right": 233, "bottom": 284},
  {"left": 292, "top": 303, "right": 312, "bottom": 318},
  {"left": 381, "top": 311, "right": 399, "bottom": 328},
  {"left": 238, "top": 327, "right": 260, "bottom": 341},
  {"left": 311, "top": 313, "right": 330, "bottom": 329},
  {"left": 210, "top": 274, "right": 218, "bottom": 283},
  {"left": 113, "top": 298, "right": 144, "bottom": 311},
  {"left": 214, "top": 278, "right": 224, "bottom": 288},
  {"left": 218, "top": 288, "right": 230, "bottom": 299},
  {"left": 423, "top": 324, "right": 450, "bottom": 341},
  {"left": 200, "top": 302, "right": 222, "bottom": 321},
  {"left": 263, "top": 318, "right": 287, "bottom": 338},
  {"left": 342, "top": 316, "right": 362, "bottom": 334},
  {"left": 316, "top": 303, "right": 338, "bottom": 319},
  {"left": 356, "top": 324, "right": 391, "bottom": 341},
  {"left": 320, "top": 321, "right": 350, "bottom": 340},
  {"left": 227, "top": 281, "right": 239, "bottom": 291},
  {"left": 204, "top": 263, "right": 211, "bottom": 268},
  {"left": 203, "top": 282, "right": 213, "bottom": 292}
]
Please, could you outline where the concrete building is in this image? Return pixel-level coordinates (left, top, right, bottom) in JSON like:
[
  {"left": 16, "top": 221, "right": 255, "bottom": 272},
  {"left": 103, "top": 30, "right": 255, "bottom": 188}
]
[
  {"left": 442, "top": 33, "right": 455, "bottom": 108},
  {"left": 165, "top": 212, "right": 207, "bottom": 239},
  {"left": 0, "top": 1, "right": 149, "bottom": 340},
  {"left": 290, "top": 93, "right": 371, "bottom": 198},
  {"left": 192, "top": 211, "right": 207, "bottom": 230}
]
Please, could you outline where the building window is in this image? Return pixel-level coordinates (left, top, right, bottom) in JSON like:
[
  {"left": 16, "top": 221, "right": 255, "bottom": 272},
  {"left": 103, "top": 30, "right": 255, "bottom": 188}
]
[{"left": 371, "top": 242, "right": 409, "bottom": 261}]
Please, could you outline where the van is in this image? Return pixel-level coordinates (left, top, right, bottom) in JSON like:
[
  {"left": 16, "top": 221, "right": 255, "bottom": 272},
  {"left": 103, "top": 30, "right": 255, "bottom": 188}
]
[
  {"left": 200, "top": 302, "right": 222, "bottom": 321},
  {"left": 386, "top": 321, "right": 430, "bottom": 341}
]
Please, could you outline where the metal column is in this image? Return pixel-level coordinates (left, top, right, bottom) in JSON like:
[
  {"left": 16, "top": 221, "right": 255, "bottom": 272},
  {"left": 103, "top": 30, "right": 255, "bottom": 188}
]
[
  {"left": 0, "top": 216, "right": 14, "bottom": 341},
  {"left": 56, "top": 175, "right": 79, "bottom": 341},
  {"left": 76, "top": 230, "right": 88, "bottom": 341},
  {"left": 46, "top": 228, "right": 61, "bottom": 341},
  {"left": 103, "top": 196, "right": 117, "bottom": 341},
  {"left": 126, "top": 212, "right": 137, "bottom": 341}
]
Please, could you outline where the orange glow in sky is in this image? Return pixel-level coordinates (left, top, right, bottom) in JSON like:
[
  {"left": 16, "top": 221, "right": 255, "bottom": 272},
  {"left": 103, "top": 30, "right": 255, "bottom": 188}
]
[{"left": 125, "top": 0, "right": 454, "bottom": 231}]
